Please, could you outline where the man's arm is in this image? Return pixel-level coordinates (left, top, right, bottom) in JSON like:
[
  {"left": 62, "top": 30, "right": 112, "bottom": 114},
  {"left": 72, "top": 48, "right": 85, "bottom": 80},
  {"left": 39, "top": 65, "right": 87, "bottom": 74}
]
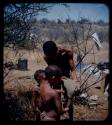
[
  {"left": 55, "top": 89, "right": 65, "bottom": 94},
  {"left": 58, "top": 48, "right": 77, "bottom": 80},
  {"left": 68, "top": 51, "right": 77, "bottom": 80}
]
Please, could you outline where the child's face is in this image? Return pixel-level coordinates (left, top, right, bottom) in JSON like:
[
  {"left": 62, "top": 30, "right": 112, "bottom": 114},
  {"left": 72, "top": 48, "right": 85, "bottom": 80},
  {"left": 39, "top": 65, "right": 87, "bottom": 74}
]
[{"left": 36, "top": 73, "right": 46, "bottom": 84}]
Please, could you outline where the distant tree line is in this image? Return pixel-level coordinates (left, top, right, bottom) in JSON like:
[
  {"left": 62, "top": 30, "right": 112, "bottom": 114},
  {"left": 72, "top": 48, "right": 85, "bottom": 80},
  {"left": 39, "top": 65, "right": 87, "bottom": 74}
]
[
  {"left": 36, "top": 17, "right": 108, "bottom": 25},
  {"left": 4, "top": 4, "right": 109, "bottom": 49}
]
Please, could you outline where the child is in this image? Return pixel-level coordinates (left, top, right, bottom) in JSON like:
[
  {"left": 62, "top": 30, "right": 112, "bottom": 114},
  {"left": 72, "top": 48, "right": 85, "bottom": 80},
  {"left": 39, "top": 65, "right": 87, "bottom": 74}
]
[{"left": 32, "top": 67, "right": 68, "bottom": 121}]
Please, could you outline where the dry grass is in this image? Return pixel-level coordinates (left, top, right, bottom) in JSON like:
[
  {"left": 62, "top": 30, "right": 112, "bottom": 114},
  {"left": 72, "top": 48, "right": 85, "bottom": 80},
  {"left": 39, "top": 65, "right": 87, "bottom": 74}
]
[
  {"left": 74, "top": 102, "right": 108, "bottom": 121},
  {"left": 3, "top": 42, "right": 109, "bottom": 121}
]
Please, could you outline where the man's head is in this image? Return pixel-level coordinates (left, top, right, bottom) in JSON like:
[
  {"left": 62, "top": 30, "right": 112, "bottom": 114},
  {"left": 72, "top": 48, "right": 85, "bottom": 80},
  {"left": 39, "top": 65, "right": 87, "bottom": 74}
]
[
  {"left": 45, "top": 65, "right": 62, "bottom": 85},
  {"left": 34, "top": 69, "right": 46, "bottom": 85},
  {"left": 43, "top": 41, "right": 57, "bottom": 56}
]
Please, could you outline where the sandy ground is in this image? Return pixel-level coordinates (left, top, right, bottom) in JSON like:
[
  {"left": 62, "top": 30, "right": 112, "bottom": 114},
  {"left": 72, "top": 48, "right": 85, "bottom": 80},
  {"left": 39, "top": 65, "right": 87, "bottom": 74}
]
[{"left": 3, "top": 42, "right": 109, "bottom": 121}]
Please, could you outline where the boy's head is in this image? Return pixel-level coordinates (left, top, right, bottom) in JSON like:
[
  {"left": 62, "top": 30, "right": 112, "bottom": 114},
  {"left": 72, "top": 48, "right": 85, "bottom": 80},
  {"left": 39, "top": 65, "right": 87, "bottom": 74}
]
[
  {"left": 43, "top": 41, "right": 57, "bottom": 56},
  {"left": 34, "top": 69, "right": 46, "bottom": 85},
  {"left": 45, "top": 65, "right": 62, "bottom": 85}
]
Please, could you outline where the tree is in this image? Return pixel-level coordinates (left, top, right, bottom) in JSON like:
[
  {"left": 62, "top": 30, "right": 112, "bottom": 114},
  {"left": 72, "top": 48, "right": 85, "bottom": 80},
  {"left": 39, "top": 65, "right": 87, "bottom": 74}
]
[
  {"left": 4, "top": 3, "right": 69, "bottom": 46},
  {"left": 57, "top": 19, "right": 63, "bottom": 24},
  {"left": 4, "top": 3, "right": 52, "bottom": 44},
  {"left": 97, "top": 19, "right": 105, "bottom": 25},
  {"left": 77, "top": 17, "right": 90, "bottom": 24},
  {"left": 40, "top": 18, "right": 50, "bottom": 24},
  {"left": 66, "top": 18, "right": 71, "bottom": 24}
]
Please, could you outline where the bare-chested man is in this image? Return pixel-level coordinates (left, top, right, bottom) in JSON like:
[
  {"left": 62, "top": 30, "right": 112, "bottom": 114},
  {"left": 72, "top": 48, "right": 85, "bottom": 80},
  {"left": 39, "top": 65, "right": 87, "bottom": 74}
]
[{"left": 43, "top": 41, "right": 77, "bottom": 80}]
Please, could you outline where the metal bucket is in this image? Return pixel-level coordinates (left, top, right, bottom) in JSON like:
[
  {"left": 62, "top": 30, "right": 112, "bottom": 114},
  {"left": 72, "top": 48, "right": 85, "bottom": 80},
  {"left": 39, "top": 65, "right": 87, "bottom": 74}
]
[{"left": 18, "top": 58, "right": 28, "bottom": 70}]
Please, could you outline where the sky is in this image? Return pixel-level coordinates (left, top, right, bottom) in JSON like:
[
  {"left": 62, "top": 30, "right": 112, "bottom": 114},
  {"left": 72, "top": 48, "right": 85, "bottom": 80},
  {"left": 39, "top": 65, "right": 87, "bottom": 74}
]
[{"left": 37, "top": 3, "right": 109, "bottom": 23}]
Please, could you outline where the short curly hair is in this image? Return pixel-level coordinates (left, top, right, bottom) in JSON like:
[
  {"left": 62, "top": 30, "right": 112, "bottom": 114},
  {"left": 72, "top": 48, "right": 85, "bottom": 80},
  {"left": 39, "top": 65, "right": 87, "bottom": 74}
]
[
  {"left": 34, "top": 69, "right": 46, "bottom": 84},
  {"left": 45, "top": 65, "right": 62, "bottom": 80},
  {"left": 43, "top": 41, "right": 57, "bottom": 56}
]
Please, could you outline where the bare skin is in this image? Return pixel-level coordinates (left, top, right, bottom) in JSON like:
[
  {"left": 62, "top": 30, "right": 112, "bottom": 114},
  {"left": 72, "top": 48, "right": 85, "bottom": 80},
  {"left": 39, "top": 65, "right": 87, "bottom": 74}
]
[
  {"left": 40, "top": 80, "right": 62, "bottom": 120},
  {"left": 32, "top": 81, "right": 67, "bottom": 120},
  {"left": 44, "top": 47, "right": 77, "bottom": 80},
  {"left": 32, "top": 84, "right": 65, "bottom": 120},
  {"left": 32, "top": 68, "right": 69, "bottom": 120}
]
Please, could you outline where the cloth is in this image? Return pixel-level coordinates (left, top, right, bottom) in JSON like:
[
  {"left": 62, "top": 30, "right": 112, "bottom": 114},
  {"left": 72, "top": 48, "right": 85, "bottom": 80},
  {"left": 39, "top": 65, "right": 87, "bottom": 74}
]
[
  {"left": 36, "top": 106, "right": 41, "bottom": 113},
  {"left": 40, "top": 111, "right": 56, "bottom": 121},
  {"left": 62, "top": 78, "right": 80, "bottom": 99}
]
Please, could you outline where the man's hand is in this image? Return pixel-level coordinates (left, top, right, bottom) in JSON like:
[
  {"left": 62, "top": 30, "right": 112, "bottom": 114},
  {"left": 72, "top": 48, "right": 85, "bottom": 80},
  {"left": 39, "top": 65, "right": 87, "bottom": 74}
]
[
  {"left": 61, "top": 107, "right": 69, "bottom": 114},
  {"left": 64, "top": 107, "right": 69, "bottom": 112},
  {"left": 70, "top": 70, "right": 77, "bottom": 80},
  {"left": 61, "top": 76, "right": 67, "bottom": 79},
  {"left": 56, "top": 89, "right": 65, "bottom": 94}
]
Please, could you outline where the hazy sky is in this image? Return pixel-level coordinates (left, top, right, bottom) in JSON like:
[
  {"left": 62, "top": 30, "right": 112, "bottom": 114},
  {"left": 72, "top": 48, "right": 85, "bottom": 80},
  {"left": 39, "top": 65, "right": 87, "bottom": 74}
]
[{"left": 37, "top": 3, "right": 109, "bottom": 23}]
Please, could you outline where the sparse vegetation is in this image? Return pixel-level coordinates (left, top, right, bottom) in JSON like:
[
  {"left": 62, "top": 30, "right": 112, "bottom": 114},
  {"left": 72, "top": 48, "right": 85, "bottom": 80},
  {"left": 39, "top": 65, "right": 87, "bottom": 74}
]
[{"left": 3, "top": 3, "right": 109, "bottom": 121}]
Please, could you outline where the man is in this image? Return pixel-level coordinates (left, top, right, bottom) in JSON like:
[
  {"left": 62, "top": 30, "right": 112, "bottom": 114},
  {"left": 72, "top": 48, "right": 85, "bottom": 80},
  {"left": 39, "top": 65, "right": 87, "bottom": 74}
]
[
  {"left": 32, "top": 68, "right": 69, "bottom": 121},
  {"left": 43, "top": 41, "right": 77, "bottom": 80}
]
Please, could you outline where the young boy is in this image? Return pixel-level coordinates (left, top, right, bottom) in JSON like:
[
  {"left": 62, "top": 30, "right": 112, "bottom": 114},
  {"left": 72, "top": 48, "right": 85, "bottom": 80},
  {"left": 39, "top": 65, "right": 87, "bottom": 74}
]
[
  {"left": 32, "top": 70, "right": 45, "bottom": 120},
  {"left": 32, "top": 68, "right": 68, "bottom": 121}
]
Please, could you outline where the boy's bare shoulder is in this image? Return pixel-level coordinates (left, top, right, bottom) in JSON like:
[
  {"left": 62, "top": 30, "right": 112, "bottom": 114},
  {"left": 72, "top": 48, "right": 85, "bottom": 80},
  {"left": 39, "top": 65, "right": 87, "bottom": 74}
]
[{"left": 49, "top": 88, "right": 58, "bottom": 98}]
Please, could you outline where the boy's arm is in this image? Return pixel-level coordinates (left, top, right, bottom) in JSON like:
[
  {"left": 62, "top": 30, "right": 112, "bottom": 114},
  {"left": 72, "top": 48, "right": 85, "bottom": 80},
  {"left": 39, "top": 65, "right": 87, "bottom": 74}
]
[
  {"left": 32, "top": 91, "right": 37, "bottom": 112},
  {"left": 32, "top": 87, "right": 40, "bottom": 112},
  {"left": 53, "top": 91, "right": 62, "bottom": 115},
  {"left": 53, "top": 91, "right": 69, "bottom": 115}
]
